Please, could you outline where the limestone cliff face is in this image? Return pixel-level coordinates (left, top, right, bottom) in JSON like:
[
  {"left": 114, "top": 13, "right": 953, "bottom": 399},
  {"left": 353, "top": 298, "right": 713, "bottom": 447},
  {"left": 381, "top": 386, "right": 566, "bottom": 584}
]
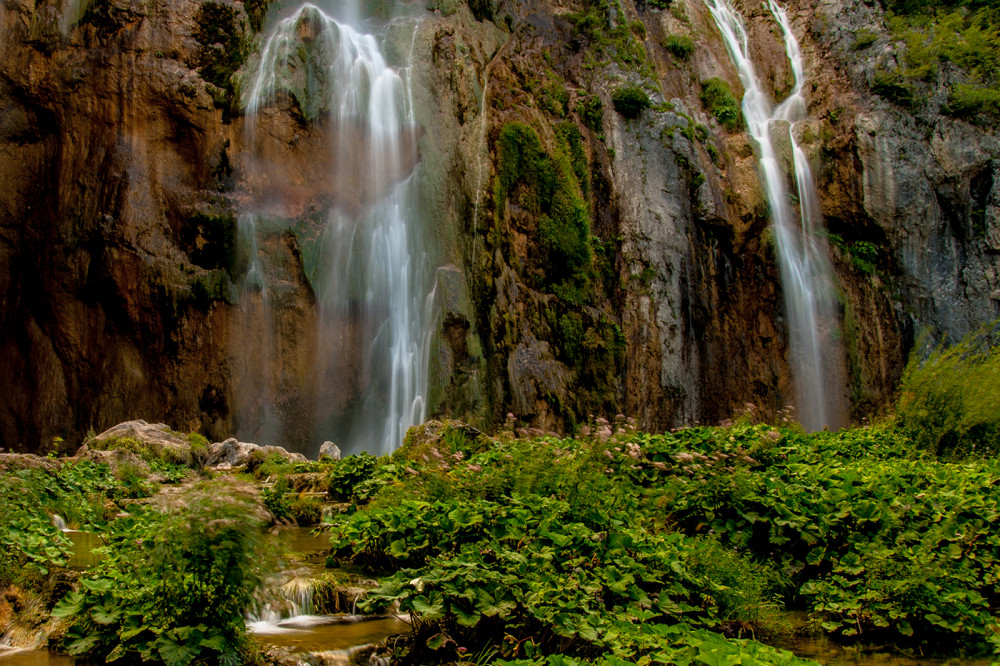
[
  {"left": 0, "top": 0, "right": 241, "bottom": 450},
  {"left": 1, "top": 0, "right": 997, "bottom": 451},
  {"left": 420, "top": 0, "right": 998, "bottom": 433}
]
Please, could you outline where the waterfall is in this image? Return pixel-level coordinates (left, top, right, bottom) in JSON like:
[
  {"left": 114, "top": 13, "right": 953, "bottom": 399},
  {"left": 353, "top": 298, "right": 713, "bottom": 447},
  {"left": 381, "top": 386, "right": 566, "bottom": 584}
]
[
  {"left": 704, "top": 0, "right": 846, "bottom": 431},
  {"left": 239, "top": 2, "right": 430, "bottom": 455}
]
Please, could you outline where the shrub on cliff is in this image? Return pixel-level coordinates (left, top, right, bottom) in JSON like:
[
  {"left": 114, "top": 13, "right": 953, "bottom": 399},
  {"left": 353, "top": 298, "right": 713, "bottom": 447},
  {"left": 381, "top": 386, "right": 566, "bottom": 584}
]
[
  {"left": 611, "top": 84, "right": 651, "bottom": 119},
  {"left": 700, "top": 78, "right": 743, "bottom": 131},
  {"left": 664, "top": 33, "right": 694, "bottom": 59}
]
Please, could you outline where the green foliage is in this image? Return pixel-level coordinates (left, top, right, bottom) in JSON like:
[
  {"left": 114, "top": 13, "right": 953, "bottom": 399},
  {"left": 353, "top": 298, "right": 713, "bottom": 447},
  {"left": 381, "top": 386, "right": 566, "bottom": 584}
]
[
  {"left": 54, "top": 479, "right": 272, "bottom": 665},
  {"left": 88, "top": 435, "right": 194, "bottom": 467},
  {"left": 328, "top": 415, "right": 1000, "bottom": 662},
  {"left": 610, "top": 84, "right": 651, "bottom": 119},
  {"left": 947, "top": 82, "right": 1000, "bottom": 120},
  {"left": 664, "top": 33, "right": 694, "bottom": 60},
  {"left": 290, "top": 495, "right": 324, "bottom": 525},
  {"left": 826, "top": 232, "right": 880, "bottom": 274},
  {"left": 897, "top": 323, "right": 1000, "bottom": 458},
  {"left": 576, "top": 96, "right": 604, "bottom": 136},
  {"left": 564, "top": 0, "right": 653, "bottom": 75},
  {"left": 540, "top": 80, "right": 570, "bottom": 117},
  {"left": 243, "top": 0, "right": 275, "bottom": 32},
  {"left": 194, "top": 2, "right": 250, "bottom": 101},
  {"left": 871, "top": 69, "right": 919, "bottom": 108},
  {"left": 881, "top": 4, "right": 1000, "bottom": 121},
  {"left": 467, "top": 0, "right": 496, "bottom": 22},
  {"left": 262, "top": 480, "right": 293, "bottom": 522},
  {"left": 0, "top": 461, "right": 123, "bottom": 585},
  {"left": 327, "top": 453, "right": 380, "bottom": 501},
  {"left": 700, "top": 78, "right": 743, "bottom": 131},
  {"left": 852, "top": 27, "right": 879, "bottom": 49}
]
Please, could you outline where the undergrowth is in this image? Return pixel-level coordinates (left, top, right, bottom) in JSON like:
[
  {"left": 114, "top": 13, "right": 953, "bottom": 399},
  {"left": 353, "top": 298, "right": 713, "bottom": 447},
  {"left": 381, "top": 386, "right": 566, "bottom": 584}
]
[{"left": 324, "top": 409, "right": 1000, "bottom": 664}]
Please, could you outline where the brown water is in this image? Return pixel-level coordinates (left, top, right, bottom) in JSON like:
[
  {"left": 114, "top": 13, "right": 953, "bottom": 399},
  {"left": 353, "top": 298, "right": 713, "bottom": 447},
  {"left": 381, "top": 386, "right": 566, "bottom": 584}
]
[
  {"left": 253, "top": 616, "right": 410, "bottom": 653},
  {"left": 65, "top": 531, "right": 102, "bottom": 569},
  {"left": 279, "top": 525, "right": 331, "bottom": 562},
  {"left": 0, "top": 649, "right": 75, "bottom": 665},
  {"left": 773, "top": 634, "right": 994, "bottom": 665}
]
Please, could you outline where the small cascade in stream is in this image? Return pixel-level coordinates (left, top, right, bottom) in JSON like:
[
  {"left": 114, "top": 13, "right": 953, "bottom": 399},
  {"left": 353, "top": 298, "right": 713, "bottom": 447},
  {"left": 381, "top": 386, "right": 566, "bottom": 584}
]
[
  {"left": 238, "top": 2, "right": 431, "bottom": 455},
  {"left": 704, "top": 0, "right": 846, "bottom": 431},
  {"left": 248, "top": 568, "right": 320, "bottom": 632}
]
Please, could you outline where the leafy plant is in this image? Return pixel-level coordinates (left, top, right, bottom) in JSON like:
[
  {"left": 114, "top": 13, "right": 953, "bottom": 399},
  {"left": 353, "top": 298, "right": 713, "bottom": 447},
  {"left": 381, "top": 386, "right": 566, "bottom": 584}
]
[
  {"left": 53, "top": 478, "right": 273, "bottom": 665},
  {"left": 897, "top": 322, "right": 1000, "bottom": 457},
  {"left": 871, "top": 69, "right": 919, "bottom": 108}
]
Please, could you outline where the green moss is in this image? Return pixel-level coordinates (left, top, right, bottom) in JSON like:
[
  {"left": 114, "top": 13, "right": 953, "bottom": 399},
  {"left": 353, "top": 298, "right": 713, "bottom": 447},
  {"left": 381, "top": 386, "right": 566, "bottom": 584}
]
[
  {"left": 189, "top": 270, "right": 235, "bottom": 305},
  {"left": 611, "top": 84, "right": 651, "bottom": 119},
  {"left": 467, "top": 0, "right": 495, "bottom": 21},
  {"left": 557, "top": 121, "right": 590, "bottom": 199},
  {"left": 540, "top": 80, "right": 570, "bottom": 117},
  {"left": 946, "top": 83, "right": 1000, "bottom": 120},
  {"left": 565, "top": 0, "right": 653, "bottom": 75},
  {"left": 700, "top": 78, "right": 743, "bottom": 131},
  {"left": 494, "top": 122, "right": 593, "bottom": 296},
  {"left": 181, "top": 211, "right": 237, "bottom": 274},
  {"left": 852, "top": 28, "right": 879, "bottom": 50},
  {"left": 194, "top": 2, "right": 250, "bottom": 101},
  {"left": 576, "top": 95, "right": 604, "bottom": 135},
  {"left": 243, "top": 0, "right": 274, "bottom": 32},
  {"left": 880, "top": 5, "right": 1000, "bottom": 121},
  {"left": 871, "top": 69, "right": 919, "bottom": 108}
]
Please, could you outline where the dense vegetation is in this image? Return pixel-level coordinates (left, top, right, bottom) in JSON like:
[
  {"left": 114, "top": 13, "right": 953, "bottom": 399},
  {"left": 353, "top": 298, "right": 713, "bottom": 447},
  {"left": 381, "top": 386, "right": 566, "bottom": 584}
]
[
  {"left": 0, "top": 445, "right": 280, "bottom": 666},
  {"left": 870, "top": 0, "right": 1000, "bottom": 121},
  {"left": 318, "top": 414, "right": 1000, "bottom": 664}
]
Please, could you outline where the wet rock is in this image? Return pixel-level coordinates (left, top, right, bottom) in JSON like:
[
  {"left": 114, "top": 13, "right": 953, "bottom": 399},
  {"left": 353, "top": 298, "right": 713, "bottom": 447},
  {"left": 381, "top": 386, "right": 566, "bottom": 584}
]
[{"left": 319, "top": 441, "right": 341, "bottom": 461}]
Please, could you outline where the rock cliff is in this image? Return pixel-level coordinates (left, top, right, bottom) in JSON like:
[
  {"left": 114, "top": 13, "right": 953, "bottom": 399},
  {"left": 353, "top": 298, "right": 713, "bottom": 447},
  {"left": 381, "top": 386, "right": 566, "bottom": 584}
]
[{"left": 0, "top": 0, "right": 996, "bottom": 452}]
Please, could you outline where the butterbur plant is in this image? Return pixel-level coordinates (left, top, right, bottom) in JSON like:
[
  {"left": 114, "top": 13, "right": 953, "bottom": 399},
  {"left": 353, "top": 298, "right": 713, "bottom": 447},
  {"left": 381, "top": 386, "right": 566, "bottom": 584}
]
[{"left": 53, "top": 478, "right": 275, "bottom": 666}]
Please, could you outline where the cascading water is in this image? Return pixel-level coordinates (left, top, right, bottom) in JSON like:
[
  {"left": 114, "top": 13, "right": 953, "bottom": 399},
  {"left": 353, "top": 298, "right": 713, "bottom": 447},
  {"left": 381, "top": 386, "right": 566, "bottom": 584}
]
[
  {"left": 238, "top": 2, "right": 431, "bottom": 455},
  {"left": 704, "top": 0, "right": 846, "bottom": 431}
]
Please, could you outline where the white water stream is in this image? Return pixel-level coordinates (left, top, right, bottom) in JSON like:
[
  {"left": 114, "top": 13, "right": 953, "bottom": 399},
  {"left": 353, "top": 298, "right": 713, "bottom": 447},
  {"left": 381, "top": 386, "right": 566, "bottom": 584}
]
[
  {"left": 238, "top": 2, "right": 430, "bottom": 454},
  {"left": 704, "top": 0, "right": 845, "bottom": 431}
]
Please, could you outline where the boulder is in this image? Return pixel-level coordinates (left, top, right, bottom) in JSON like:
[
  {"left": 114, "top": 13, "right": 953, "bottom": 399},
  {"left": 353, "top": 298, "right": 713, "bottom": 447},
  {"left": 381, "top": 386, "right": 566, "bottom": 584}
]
[
  {"left": 207, "top": 438, "right": 307, "bottom": 468},
  {"left": 319, "top": 441, "right": 341, "bottom": 461},
  {"left": 81, "top": 420, "right": 194, "bottom": 464}
]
